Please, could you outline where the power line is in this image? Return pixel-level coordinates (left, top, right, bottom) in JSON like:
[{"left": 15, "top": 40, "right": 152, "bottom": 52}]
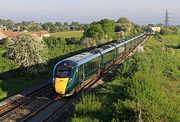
[{"left": 164, "top": 10, "right": 170, "bottom": 26}]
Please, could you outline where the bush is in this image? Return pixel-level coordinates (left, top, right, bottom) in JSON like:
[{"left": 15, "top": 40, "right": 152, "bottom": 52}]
[
  {"left": 5, "top": 34, "right": 48, "bottom": 74},
  {"left": 80, "top": 38, "right": 97, "bottom": 48},
  {"left": 66, "top": 37, "right": 81, "bottom": 44},
  {"left": 44, "top": 36, "right": 66, "bottom": 49}
]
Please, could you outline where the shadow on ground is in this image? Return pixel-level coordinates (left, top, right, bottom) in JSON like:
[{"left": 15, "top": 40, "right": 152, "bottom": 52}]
[{"left": 166, "top": 44, "right": 180, "bottom": 49}]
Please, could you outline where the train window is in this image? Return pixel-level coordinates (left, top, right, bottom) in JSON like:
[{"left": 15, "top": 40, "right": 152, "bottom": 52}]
[
  {"left": 73, "top": 71, "right": 79, "bottom": 83},
  {"left": 79, "top": 65, "right": 84, "bottom": 80},
  {"left": 56, "top": 68, "right": 70, "bottom": 78},
  {"left": 103, "top": 50, "right": 115, "bottom": 64},
  {"left": 84, "top": 57, "right": 99, "bottom": 77},
  {"left": 56, "top": 60, "right": 76, "bottom": 78}
]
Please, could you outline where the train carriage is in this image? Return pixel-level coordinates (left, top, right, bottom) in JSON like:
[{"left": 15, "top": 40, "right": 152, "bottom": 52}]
[
  {"left": 53, "top": 33, "right": 146, "bottom": 96},
  {"left": 124, "top": 39, "right": 132, "bottom": 52},
  {"left": 114, "top": 41, "right": 125, "bottom": 58},
  {"left": 53, "top": 52, "right": 101, "bottom": 96},
  {"left": 99, "top": 45, "right": 116, "bottom": 68},
  {"left": 131, "top": 34, "right": 144, "bottom": 47}
]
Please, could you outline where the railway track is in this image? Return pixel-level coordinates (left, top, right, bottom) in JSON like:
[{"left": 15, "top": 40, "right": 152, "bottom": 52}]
[
  {"left": 42, "top": 35, "right": 150, "bottom": 122},
  {"left": 0, "top": 35, "right": 149, "bottom": 122},
  {"left": 18, "top": 75, "right": 99, "bottom": 122},
  {"left": 0, "top": 83, "right": 53, "bottom": 122}
]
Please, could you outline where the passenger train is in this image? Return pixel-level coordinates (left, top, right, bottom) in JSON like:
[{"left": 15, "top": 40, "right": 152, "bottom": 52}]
[{"left": 53, "top": 33, "right": 148, "bottom": 96}]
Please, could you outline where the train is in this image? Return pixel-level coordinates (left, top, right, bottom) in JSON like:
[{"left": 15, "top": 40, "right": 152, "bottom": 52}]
[{"left": 53, "top": 32, "right": 148, "bottom": 96}]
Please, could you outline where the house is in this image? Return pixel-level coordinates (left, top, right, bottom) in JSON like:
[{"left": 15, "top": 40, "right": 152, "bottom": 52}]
[
  {"left": 0, "top": 30, "right": 20, "bottom": 40},
  {"left": 0, "top": 31, "right": 7, "bottom": 39},
  {"left": 0, "top": 30, "right": 50, "bottom": 41},
  {"left": 150, "top": 27, "right": 161, "bottom": 34},
  {"left": 30, "top": 31, "right": 50, "bottom": 39}
]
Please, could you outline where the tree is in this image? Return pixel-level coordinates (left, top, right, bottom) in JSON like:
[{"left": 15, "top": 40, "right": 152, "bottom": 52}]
[
  {"left": 117, "top": 17, "right": 129, "bottom": 24},
  {"left": 4, "top": 38, "right": 14, "bottom": 59},
  {"left": 70, "top": 22, "right": 80, "bottom": 30},
  {"left": 100, "top": 19, "right": 116, "bottom": 39},
  {"left": 63, "top": 22, "right": 70, "bottom": 31},
  {"left": 6, "top": 34, "right": 47, "bottom": 74},
  {"left": 83, "top": 23, "right": 104, "bottom": 39},
  {"left": 42, "top": 22, "right": 56, "bottom": 32}
]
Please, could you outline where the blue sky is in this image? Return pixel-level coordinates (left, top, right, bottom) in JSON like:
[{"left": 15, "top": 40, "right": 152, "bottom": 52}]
[{"left": 0, "top": 0, "right": 180, "bottom": 25}]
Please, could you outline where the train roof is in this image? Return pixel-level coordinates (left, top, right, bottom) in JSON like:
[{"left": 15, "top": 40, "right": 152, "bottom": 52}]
[
  {"left": 92, "top": 44, "right": 116, "bottom": 54},
  {"left": 124, "top": 34, "right": 143, "bottom": 44},
  {"left": 55, "top": 33, "right": 144, "bottom": 67},
  {"left": 67, "top": 52, "right": 94, "bottom": 62},
  {"left": 115, "top": 41, "right": 125, "bottom": 48},
  {"left": 65, "top": 51, "right": 101, "bottom": 65},
  {"left": 65, "top": 43, "right": 117, "bottom": 65}
]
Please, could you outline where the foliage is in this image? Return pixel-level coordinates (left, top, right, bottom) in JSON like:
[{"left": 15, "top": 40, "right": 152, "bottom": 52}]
[
  {"left": 71, "top": 116, "right": 99, "bottom": 122},
  {"left": 44, "top": 36, "right": 67, "bottom": 49},
  {"left": 44, "top": 36, "right": 82, "bottom": 60},
  {"left": 74, "top": 94, "right": 102, "bottom": 116},
  {"left": 115, "top": 18, "right": 143, "bottom": 39},
  {"left": 0, "top": 57, "right": 16, "bottom": 73},
  {"left": 99, "top": 19, "right": 116, "bottom": 39},
  {"left": 0, "top": 18, "right": 86, "bottom": 32},
  {"left": 117, "top": 17, "right": 130, "bottom": 24},
  {"left": 18, "top": 21, "right": 43, "bottom": 31},
  {"left": 160, "top": 26, "right": 180, "bottom": 35},
  {"left": 71, "top": 35, "right": 180, "bottom": 121},
  {"left": 80, "top": 38, "right": 97, "bottom": 48},
  {"left": 0, "top": 47, "right": 6, "bottom": 56},
  {"left": 4, "top": 38, "right": 14, "bottom": 59},
  {"left": 5, "top": 34, "right": 48, "bottom": 74},
  {"left": 82, "top": 18, "right": 142, "bottom": 47},
  {"left": 0, "top": 18, "right": 14, "bottom": 30},
  {"left": 83, "top": 19, "right": 116, "bottom": 40},
  {"left": 83, "top": 23, "right": 104, "bottom": 39}
]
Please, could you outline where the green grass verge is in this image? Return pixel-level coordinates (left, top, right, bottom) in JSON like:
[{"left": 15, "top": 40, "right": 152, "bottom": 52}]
[
  {"left": 0, "top": 73, "right": 49, "bottom": 99},
  {"left": 71, "top": 34, "right": 180, "bottom": 122},
  {"left": 0, "top": 47, "right": 6, "bottom": 56},
  {"left": 51, "top": 31, "right": 84, "bottom": 38}
]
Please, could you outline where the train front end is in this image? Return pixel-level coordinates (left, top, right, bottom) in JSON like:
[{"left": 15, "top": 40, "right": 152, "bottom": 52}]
[{"left": 53, "top": 60, "right": 77, "bottom": 96}]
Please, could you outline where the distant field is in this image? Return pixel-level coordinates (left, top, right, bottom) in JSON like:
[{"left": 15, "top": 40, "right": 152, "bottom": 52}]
[{"left": 51, "top": 30, "right": 84, "bottom": 38}]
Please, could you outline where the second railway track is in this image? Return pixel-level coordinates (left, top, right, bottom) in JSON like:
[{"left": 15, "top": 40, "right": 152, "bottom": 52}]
[{"left": 0, "top": 83, "right": 53, "bottom": 122}]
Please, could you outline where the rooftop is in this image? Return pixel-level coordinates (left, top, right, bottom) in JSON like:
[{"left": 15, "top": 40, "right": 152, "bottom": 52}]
[{"left": 0, "top": 30, "right": 50, "bottom": 39}]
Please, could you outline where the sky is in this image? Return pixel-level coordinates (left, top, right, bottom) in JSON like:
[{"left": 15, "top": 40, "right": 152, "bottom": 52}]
[{"left": 0, "top": 0, "right": 180, "bottom": 25}]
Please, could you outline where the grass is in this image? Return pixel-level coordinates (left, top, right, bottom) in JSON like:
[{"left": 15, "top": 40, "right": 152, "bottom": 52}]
[
  {"left": 71, "top": 34, "right": 180, "bottom": 122},
  {"left": 51, "top": 30, "right": 84, "bottom": 38},
  {"left": 0, "top": 47, "right": 6, "bottom": 56},
  {"left": 0, "top": 73, "right": 49, "bottom": 99}
]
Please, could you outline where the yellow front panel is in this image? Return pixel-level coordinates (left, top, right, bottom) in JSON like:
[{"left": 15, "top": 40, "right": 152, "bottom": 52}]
[{"left": 55, "top": 78, "right": 69, "bottom": 94}]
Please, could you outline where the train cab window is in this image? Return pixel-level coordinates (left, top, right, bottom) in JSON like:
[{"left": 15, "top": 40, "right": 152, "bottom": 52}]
[
  {"left": 56, "top": 61, "right": 74, "bottom": 78},
  {"left": 56, "top": 68, "right": 70, "bottom": 78}
]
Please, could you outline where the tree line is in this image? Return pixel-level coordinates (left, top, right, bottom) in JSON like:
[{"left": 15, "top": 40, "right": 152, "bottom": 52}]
[{"left": 0, "top": 18, "right": 87, "bottom": 32}]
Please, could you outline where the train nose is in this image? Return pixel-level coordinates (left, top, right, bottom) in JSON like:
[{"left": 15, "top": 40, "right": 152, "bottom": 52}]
[{"left": 55, "top": 78, "right": 69, "bottom": 94}]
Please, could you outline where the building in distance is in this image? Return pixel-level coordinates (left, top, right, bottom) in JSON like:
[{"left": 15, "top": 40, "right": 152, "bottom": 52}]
[{"left": 0, "top": 30, "right": 50, "bottom": 44}]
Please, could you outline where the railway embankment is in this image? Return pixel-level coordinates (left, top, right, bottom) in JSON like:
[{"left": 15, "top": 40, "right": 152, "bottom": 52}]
[{"left": 71, "top": 35, "right": 180, "bottom": 122}]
